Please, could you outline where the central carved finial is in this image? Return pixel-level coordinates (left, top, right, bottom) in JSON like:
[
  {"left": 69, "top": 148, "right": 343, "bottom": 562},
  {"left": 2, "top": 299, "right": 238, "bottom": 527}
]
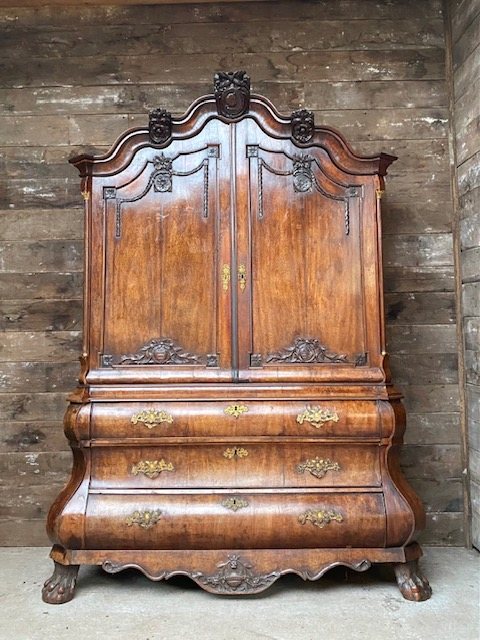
[{"left": 214, "top": 70, "right": 251, "bottom": 119}]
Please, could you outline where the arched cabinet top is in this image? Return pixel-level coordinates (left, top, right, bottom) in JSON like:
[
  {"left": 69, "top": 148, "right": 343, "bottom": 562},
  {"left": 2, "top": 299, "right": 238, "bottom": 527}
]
[{"left": 70, "top": 71, "right": 397, "bottom": 178}]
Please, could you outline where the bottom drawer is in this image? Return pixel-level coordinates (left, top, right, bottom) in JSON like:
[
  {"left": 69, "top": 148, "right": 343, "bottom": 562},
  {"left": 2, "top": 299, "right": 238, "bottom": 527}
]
[{"left": 85, "top": 492, "right": 386, "bottom": 549}]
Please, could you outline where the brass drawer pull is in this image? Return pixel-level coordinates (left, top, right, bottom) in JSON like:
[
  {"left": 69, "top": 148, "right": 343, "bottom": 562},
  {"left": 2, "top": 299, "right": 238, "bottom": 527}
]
[
  {"left": 296, "top": 457, "right": 340, "bottom": 479},
  {"left": 126, "top": 509, "right": 162, "bottom": 529},
  {"left": 296, "top": 406, "right": 339, "bottom": 429},
  {"left": 224, "top": 404, "right": 248, "bottom": 418},
  {"left": 130, "top": 409, "right": 173, "bottom": 429},
  {"left": 298, "top": 509, "right": 343, "bottom": 528},
  {"left": 131, "top": 459, "right": 175, "bottom": 479},
  {"left": 221, "top": 497, "right": 249, "bottom": 512},
  {"left": 223, "top": 446, "right": 249, "bottom": 459}
]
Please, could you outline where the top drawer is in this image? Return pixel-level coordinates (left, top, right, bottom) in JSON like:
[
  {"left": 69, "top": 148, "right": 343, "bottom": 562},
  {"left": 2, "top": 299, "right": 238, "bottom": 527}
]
[{"left": 91, "top": 400, "right": 381, "bottom": 439}]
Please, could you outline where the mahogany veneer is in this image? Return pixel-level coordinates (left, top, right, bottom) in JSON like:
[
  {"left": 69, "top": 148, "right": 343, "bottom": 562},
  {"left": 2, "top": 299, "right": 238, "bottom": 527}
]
[{"left": 43, "top": 71, "right": 432, "bottom": 603}]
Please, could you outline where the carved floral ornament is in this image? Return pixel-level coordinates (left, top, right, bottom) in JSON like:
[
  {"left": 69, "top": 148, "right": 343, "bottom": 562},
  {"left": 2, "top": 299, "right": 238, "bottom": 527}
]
[{"left": 214, "top": 70, "right": 251, "bottom": 119}]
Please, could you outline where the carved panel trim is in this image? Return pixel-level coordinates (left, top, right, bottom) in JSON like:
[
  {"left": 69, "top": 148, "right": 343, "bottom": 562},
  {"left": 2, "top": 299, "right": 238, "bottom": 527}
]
[
  {"left": 265, "top": 337, "right": 348, "bottom": 364},
  {"left": 214, "top": 70, "right": 250, "bottom": 119},
  {"left": 263, "top": 337, "right": 366, "bottom": 367},
  {"left": 149, "top": 108, "right": 172, "bottom": 145},
  {"left": 114, "top": 338, "right": 205, "bottom": 366}
]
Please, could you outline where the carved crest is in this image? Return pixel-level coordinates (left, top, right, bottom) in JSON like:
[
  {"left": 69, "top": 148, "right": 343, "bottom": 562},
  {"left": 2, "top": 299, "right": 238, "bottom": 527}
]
[
  {"left": 291, "top": 108, "right": 314, "bottom": 144},
  {"left": 149, "top": 108, "right": 172, "bottom": 144},
  {"left": 214, "top": 70, "right": 250, "bottom": 119}
]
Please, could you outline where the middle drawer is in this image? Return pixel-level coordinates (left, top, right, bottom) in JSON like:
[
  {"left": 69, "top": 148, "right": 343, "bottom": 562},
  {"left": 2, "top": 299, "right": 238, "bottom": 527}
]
[{"left": 90, "top": 443, "right": 381, "bottom": 489}]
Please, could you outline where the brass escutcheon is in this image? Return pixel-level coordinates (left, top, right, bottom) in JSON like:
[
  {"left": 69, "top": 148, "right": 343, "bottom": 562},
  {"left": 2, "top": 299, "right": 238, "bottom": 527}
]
[
  {"left": 131, "top": 459, "right": 175, "bottom": 479},
  {"left": 125, "top": 509, "right": 162, "bottom": 529},
  {"left": 298, "top": 509, "right": 343, "bottom": 528},
  {"left": 238, "top": 264, "right": 247, "bottom": 292},
  {"left": 130, "top": 408, "right": 173, "bottom": 429},
  {"left": 224, "top": 404, "right": 248, "bottom": 419},
  {"left": 296, "top": 406, "right": 339, "bottom": 429},
  {"left": 221, "top": 497, "right": 249, "bottom": 512},
  {"left": 223, "top": 446, "right": 249, "bottom": 459}
]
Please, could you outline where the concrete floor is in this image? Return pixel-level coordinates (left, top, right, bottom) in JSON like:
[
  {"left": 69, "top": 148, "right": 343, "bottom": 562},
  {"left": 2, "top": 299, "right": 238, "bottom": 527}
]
[{"left": 0, "top": 547, "right": 478, "bottom": 640}]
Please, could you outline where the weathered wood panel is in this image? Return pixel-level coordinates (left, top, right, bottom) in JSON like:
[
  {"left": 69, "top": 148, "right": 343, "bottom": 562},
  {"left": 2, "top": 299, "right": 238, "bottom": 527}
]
[
  {"left": 0, "top": 0, "right": 461, "bottom": 546},
  {"left": 451, "top": 0, "right": 480, "bottom": 549},
  {"left": 0, "top": 300, "right": 82, "bottom": 331}
]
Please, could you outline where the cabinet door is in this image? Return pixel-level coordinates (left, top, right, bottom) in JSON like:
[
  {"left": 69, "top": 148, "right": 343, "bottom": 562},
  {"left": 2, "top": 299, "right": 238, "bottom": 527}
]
[
  {"left": 235, "top": 119, "right": 372, "bottom": 382},
  {"left": 100, "top": 121, "right": 233, "bottom": 382}
]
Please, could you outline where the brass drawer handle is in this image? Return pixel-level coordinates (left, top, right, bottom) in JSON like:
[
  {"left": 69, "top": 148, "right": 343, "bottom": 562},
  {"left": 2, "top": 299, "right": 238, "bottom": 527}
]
[
  {"left": 223, "top": 446, "right": 249, "bottom": 459},
  {"left": 126, "top": 509, "right": 162, "bottom": 529},
  {"left": 296, "top": 457, "right": 340, "bottom": 479},
  {"left": 221, "top": 497, "right": 249, "bottom": 511},
  {"left": 131, "top": 459, "right": 175, "bottom": 479},
  {"left": 224, "top": 404, "right": 248, "bottom": 418},
  {"left": 298, "top": 509, "right": 343, "bottom": 528},
  {"left": 130, "top": 409, "right": 173, "bottom": 429},
  {"left": 296, "top": 406, "right": 339, "bottom": 429}
]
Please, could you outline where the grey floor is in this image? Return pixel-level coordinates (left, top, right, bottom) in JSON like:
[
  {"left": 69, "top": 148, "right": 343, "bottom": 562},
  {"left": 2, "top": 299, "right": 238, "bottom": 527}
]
[{"left": 0, "top": 547, "right": 478, "bottom": 640}]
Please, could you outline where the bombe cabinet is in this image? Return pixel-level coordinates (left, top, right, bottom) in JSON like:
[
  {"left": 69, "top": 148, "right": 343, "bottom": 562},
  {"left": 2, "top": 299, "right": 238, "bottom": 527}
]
[{"left": 42, "top": 72, "right": 432, "bottom": 604}]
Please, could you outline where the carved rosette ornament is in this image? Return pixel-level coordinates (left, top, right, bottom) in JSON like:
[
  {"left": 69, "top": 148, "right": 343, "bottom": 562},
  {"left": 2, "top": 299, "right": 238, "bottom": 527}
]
[
  {"left": 291, "top": 108, "right": 314, "bottom": 144},
  {"left": 292, "top": 155, "right": 314, "bottom": 192},
  {"left": 148, "top": 108, "right": 172, "bottom": 144},
  {"left": 214, "top": 71, "right": 250, "bottom": 119}
]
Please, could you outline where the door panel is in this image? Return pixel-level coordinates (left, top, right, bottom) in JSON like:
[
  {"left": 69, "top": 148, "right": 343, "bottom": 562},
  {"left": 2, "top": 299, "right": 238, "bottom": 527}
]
[
  {"left": 236, "top": 120, "right": 368, "bottom": 381},
  {"left": 101, "top": 121, "right": 233, "bottom": 379}
]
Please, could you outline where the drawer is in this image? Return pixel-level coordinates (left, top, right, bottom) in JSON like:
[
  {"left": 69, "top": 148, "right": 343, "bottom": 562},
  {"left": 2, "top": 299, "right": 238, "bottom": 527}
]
[
  {"left": 90, "top": 443, "right": 381, "bottom": 489},
  {"left": 91, "top": 400, "right": 381, "bottom": 439},
  {"left": 85, "top": 492, "right": 386, "bottom": 549}
]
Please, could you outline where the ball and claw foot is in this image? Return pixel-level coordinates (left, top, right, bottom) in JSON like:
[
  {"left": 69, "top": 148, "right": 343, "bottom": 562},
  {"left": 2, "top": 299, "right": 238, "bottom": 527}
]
[
  {"left": 393, "top": 559, "right": 432, "bottom": 602},
  {"left": 42, "top": 561, "right": 79, "bottom": 604}
]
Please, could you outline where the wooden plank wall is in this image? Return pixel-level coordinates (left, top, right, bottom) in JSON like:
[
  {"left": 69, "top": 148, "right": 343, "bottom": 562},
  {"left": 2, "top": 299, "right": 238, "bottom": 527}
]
[
  {"left": 450, "top": 0, "right": 480, "bottom": 549},
  {"left": 0, "top": 0, "right": 464, "bottom": 545}
]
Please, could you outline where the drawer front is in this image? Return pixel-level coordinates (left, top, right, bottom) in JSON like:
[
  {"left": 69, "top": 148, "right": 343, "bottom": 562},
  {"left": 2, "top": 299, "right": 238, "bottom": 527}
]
[
  {"left": 90, "top": 444, "right": 381, "bottom": 489},
  {"left": 85, "top": 492, "right": 386, "bottom": 549},
  {"left": 91, "top": 400, "right": 381, "bottom": 439}
]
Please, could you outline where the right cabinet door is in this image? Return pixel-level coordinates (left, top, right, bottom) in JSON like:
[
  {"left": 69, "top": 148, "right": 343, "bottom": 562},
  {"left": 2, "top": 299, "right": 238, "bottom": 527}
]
[{"left": 235, "top": 118, "right": 381, "bottom": 383}]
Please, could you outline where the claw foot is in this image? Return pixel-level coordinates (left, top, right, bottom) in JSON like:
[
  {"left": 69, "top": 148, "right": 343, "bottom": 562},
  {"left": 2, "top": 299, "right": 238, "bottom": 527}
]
[
  {"left": 42, "top": 561, "right": 79, "bottom": 604},
  {"left": 393, "top": 559, "right": 432, "bottom": 602}
]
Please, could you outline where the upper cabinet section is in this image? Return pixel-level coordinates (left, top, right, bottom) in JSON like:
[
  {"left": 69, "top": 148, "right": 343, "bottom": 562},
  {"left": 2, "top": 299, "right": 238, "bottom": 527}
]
[{"left": 70, "top": 72, "right": 396, "bottom": 386}]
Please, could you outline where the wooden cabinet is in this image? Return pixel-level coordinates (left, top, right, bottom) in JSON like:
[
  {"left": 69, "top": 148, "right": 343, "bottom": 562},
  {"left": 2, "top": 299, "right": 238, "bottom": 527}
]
[{"left": 42, "top": 72, "right": 431, "bottom": 604}]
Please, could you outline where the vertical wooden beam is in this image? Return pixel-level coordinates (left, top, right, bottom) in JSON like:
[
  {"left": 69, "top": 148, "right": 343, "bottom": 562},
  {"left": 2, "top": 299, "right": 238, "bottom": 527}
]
[{"left": 442, "top": 0, "right": 471, "bottom": 548}]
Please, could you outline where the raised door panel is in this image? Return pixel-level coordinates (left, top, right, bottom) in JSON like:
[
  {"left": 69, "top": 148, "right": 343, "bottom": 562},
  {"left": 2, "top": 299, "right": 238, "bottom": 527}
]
[
  {"left": 235, "top": 119, "right": 380, "bottom": 382},
  {"left": 96, "top": 121, "right": 233, "bottom": 381}
]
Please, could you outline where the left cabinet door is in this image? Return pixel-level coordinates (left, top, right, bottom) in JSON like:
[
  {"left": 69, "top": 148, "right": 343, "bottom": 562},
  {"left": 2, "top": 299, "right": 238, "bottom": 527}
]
[{"left": 94, "top": 121, "right": 233, "bottom": 382}]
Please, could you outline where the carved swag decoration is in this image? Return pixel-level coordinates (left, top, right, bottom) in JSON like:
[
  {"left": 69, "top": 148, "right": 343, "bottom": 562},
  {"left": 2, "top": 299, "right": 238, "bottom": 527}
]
[
  {"left": 105, "top": 146, "right": 219, "bottom": 238},
  {"left": 101, "top": 337, "right": 218, "bottom": 367},
  {"left": 264, "top": 337, "right": 367, "bottom": 367},
  {"left": 214, "top": 70, "right": 250, "bottom": 119}
]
